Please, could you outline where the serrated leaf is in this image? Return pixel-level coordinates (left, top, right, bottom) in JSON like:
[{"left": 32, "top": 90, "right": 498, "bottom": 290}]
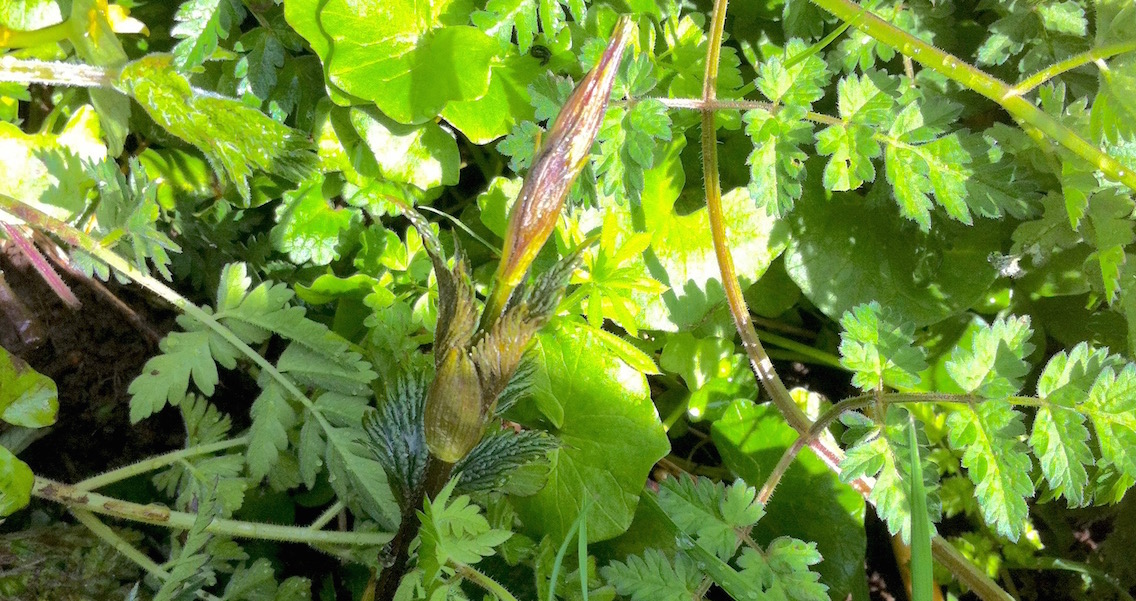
[
  {"left": 271, "top": 179, "right": 356, "bottom": 266},
  {"left": 839, "top": 406, "right": 939, "bottom": 546},
  {"left": 418, "top": 479, "right": 512, "bottom": 591},
  {"left": 838, "top": 301, "right": 927, "bottom": 391},
  {"left": 594, "top": 99, "right": 673, "bottom": 204},
  {"left": 756, "top": 40, "right": 829, "bottom": 108},
  {"left": 945, "top": 316, "right": 1034, "bottom": 398},
  {"left": 602, "top": 549, "right": 702, "bottom": 601},
  {"left": 246, "top": 383, "right": 295, "bottom": 481},
  {"left": 745, "top": 105, "right": 813, "bottom": 216},
  {"left": 946, "top": 401, "right": 1034, "bottom": 540},
  {"left": 1085, "top": 364, "right": 1136, "bottom": 481},
  {"left": 114, "top": 55, "right": 316, "bottom": 203},
  {"left": 129, "top": 330, "right": 218, "bottom": 423},
  {"left": 453, "top": 428, "right": 556, "bottom": 496},
  {"left": 325, "top": 424, "right": 399, "bottom": 528},
  {"left": 171, "top": 0, "right": 246, "bottom": 71},
  {"left": 1038, "top": 1, "right": 1087, "bottom": 36},
  {"left": 234, "top": 28, "right": 286, "bottom": 100},
  {"left": 712, "top": 401, "right": 868, "bottom": 599},
  {"left": 736, "top": 539, "right": 828, "bottom": 601},
  {"left": 657, "top": 478, "right": 763, "bottom": 561},
  {"left": 816, "top": 122, "right": 879, "bottom": 191}
]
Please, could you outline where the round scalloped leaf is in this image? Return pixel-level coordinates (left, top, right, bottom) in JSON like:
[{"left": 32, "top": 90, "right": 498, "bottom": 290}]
[
  {"left": 784, "top": 184, "right": 1008, "bottom": 328},
  {"left": 510, "top": 319, "right": 669, "bottom": 543},
  {"left": 313, "top": 0, "right": 498, "bottom": 125}
]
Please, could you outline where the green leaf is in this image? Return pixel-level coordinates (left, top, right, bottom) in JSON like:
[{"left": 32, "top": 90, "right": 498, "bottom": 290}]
[
  {"left": 944, "top": 315, "right": 1034, "bottom": 399},
  {"left": 247, "top": 382, "right": 295, "bottom": 482},
  {"left": 946, "top": 400, "right": 1034, "bottom": 540},
  {"left": 471, "top": 0, "right": 583, "bottom": 54},
  {"left": 602, "top": 548, "right": 702, "bottom": 601},
  {"left": 745, "top": 105, "right": 814, "bottom": 216},
  {"left": 1085, "top": 364, "right": 1136, "bottom": 482},
  {"left": 602, "top": 140, "right": 789, "bottom": 332},
  {"left": 129, "top": 329, "right": 218, "bottom": 423},
  {"left": 234, "top": 27, "right": 287, "bottom": 101},
  {"left": 1028, "top": 344, "right": 1116, "bottom": 505},
  {"left": 310, "top": 0, "right": 499, "bottom": 124},
  {"left": 713, "top": 401, "right": 869, "bottom": 600},
  {"left": 222, "top": 558, "right": 311, "bottom": 601},
  {"left": 756, "top": 40, "right": 830, "bottom": 108},
  {"left": 511, "top": 319, "right": 669, "bottom": 543},
  {"left": 841, "top": 408, "right": 942, "bottom": 546},
  {"left": 171, "top": 0, "right": 246, "bottom": 71},
  {"left": 0, "top": 345, "right": 58, "bottom": 428},
  {"left": 0, "top": 111, "right": 102, "bottom": 217},
  {"left": 656, "top": 478, "right": 764, "bottom": 561},
  {"left": 784, "top": 184, "right": 1007, "bottom": 327},
  {"left": 594, "top": 99, "right": 672, "bottom": 204},
  {"left": 271, "top": 178, "right": 357, "bottom": 266},
  {"left": 441, "top": 55, "right": 541, "bottom": 144},
  {"left": 838, "top": 301, "right": 927, "bottom": 391},
  {"left": 1038, "top": 1, "right": 1087, "bottom": 35},
  {"left": 0, "top": 445, "right": 34, "bottom": 517},
  {"left": 816, "top": 122, "right": 879, "bottom": 191},
  {"left": 114, "top": 55, "right": 316, "bottom": 203},
  {"left": 906, "top": 415, "right": 933, "bottom": 601},
  {"left": 419, "top": 479, "right": 513, "bottom": 590},
  {"left": 349, "top": 107, "right": 460, "bottom": 190},
  {"left": 735, "top": 539, "right": 828, "bottom": 601},
  {"left": 326, "top": 422, "right": 399, "bottom": 528}
]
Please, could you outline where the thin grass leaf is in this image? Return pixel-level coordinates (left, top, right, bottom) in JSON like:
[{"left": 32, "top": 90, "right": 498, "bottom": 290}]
[{"left": 907, "top": 413, "right": 933, "bottom": 601}]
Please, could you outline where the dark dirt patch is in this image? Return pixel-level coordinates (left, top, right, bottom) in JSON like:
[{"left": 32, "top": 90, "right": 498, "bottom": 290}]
[{"left": 0, "top": 249, "right": 182, "bottom": 483}]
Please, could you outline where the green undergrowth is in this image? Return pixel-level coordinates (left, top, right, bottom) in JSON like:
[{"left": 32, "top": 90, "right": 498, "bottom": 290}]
[{"left": 1, "top": 0, "right": 1136, "bottom": 600}]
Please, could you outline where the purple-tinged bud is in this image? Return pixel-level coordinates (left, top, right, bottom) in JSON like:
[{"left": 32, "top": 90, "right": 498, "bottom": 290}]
[{"left": 484, "top": 16, "right": 635, "bottom": 327}]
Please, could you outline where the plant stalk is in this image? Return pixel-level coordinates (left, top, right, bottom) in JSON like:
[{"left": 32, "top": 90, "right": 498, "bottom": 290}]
[
  {"left": 806, "top": 0, "right": 1136, "bottom": 192},
  {"left": 695, "top": 2, "right": 1013, "bottom": 598},
  {"left": 0, "top": 56, "right": 115, "bottom": 88},
  {"left": 74, "top": 437, "right": 248, "bottom": 491},
  {"left": 34, "top": 477, "right": 392, "bottom": 547}
]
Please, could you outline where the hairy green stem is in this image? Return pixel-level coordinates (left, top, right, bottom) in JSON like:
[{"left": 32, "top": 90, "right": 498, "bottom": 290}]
[
  {"left": 1013, "top": 40, "right": 1136, "bottom": 95},
  {"left": 0, "top": 57, "right": 115, "bottom": 88},
  {"left": 35, "top": 478, "right": 392, "bottom": 547},
  {"left": 75, "top": 437, "right": 249, "bottom": 491},
  {"left": 807, "top": 0, "right": 1136, "bottom": 192},
  {"left": 694, "top": 2, "right": 1014, "bottom": 597},
  {"left": 308, "top": 501, "right": 346, "bottom": 531},
  {"left": 70, "top": 508, "right": 223, "bottom": 601},
  {"left": 453, "top": 562, "right": 520, "bottom": 601}
]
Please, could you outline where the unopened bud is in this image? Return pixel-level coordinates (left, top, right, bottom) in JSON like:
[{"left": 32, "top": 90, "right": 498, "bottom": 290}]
[
  {"left": 484, "top": 16, "right": 635, "bottom": 327},
  {"left": 424, "top": 348, "right": 485, "bottom": 463}
]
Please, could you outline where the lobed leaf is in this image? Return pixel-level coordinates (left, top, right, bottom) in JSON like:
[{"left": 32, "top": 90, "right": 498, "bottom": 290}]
[
  {"left": 602, "top": 549, "right": 702, "bottom": 601},
  {"left": 838, "top": 301, "right": 927, "bottom": 391},
  {"left": 947, "top": 400, "right": 1034, "bottom": 540}
]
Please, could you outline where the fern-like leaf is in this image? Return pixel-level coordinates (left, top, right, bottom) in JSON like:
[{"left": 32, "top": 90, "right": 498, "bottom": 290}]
[
  {"left": 736, "top": 539, "right": 828, "bottom": 601},
  {"left": 838, "top": 301, "right": 927, "bottom": 391},
  {"left": 947, "top": 400, "right": 1034, "bottom": 540},
  {"left": 603, "top": 549, "right": 702, "bottom": 601},
  {"left": 656, "top": 477, "right": 763, "bottom": 561}
]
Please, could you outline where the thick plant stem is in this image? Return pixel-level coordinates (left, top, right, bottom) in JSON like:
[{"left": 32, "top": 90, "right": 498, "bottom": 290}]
[
  {"left": 34, "top": 477, "right": 392, "bottom": 547},
  {"left": 696, "top": 3, "right": 1012, "bottom": 600},
  {"left": 807, "top": 0, "right": 1136, "bottom": 192},
  {"left": 374, "top": 455, "right": 454, "bottom": 600},
  {"left": 0, "top": 56, "right": 115, "bottom": 88}
]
